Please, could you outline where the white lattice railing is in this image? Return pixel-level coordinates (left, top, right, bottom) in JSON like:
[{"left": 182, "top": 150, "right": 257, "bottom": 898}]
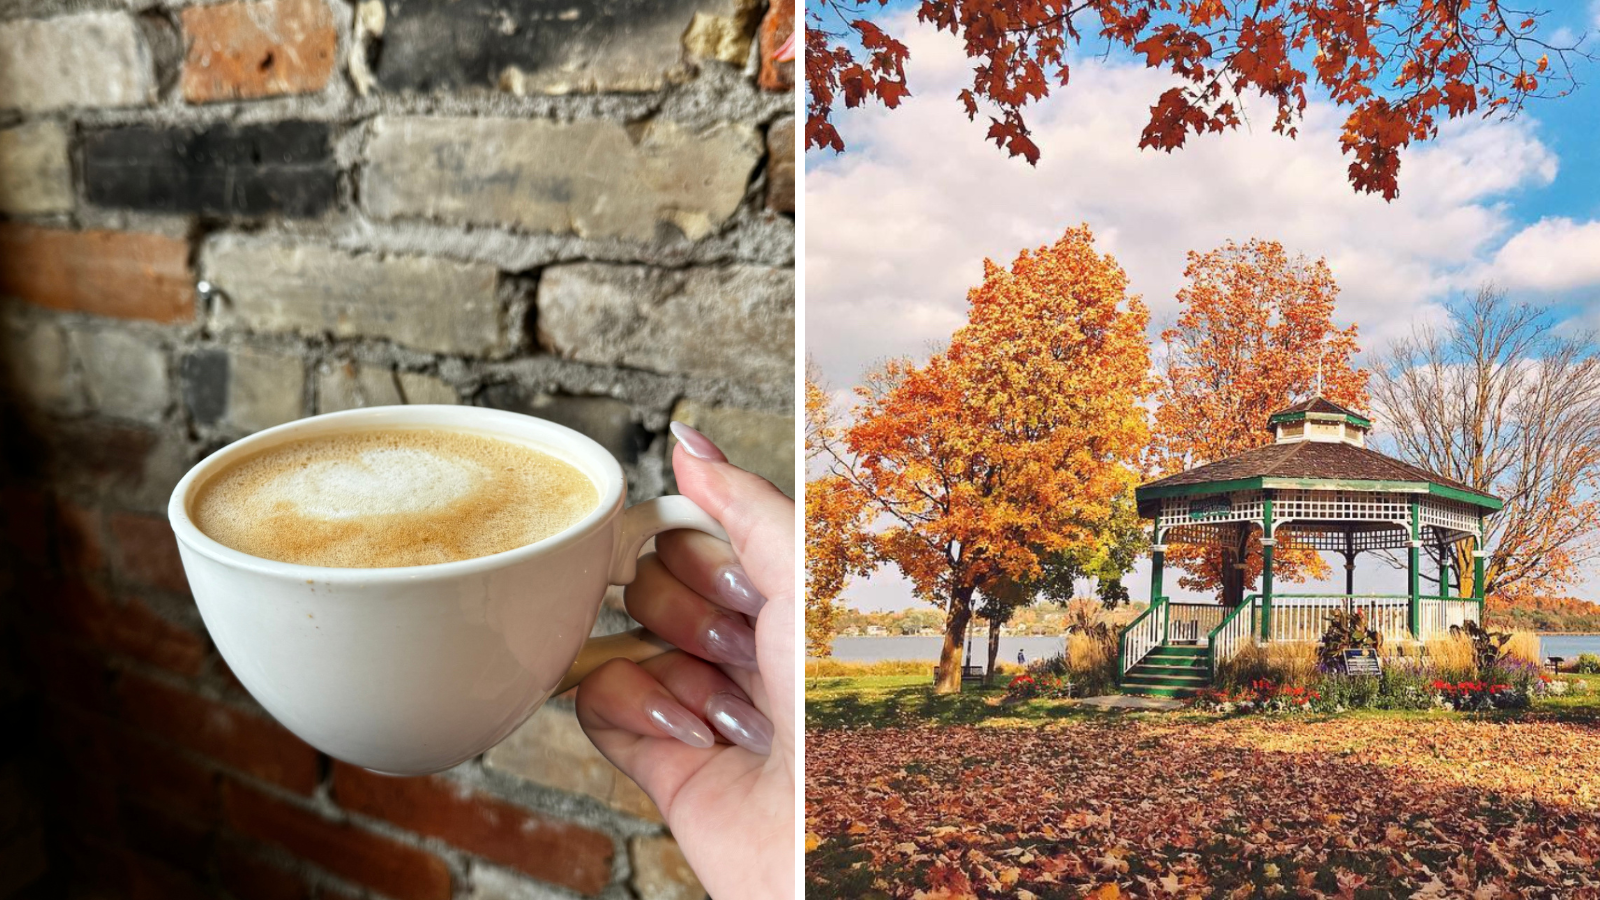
[
  {"left": 1165, "top": 603, "right": 1228, "bottom": 644},
  {"left": 1119, "top": 599, "right": 1166, "bottom": 677},
  {"left": 1208, "top": 596, "right": 1259, "bottom": 679},
  {"left": 1418, "top": 597, "right": 1477, "bottom": 638},
  {"left": 1266, "top": 595, "right": 1411, "bottom": 643}
]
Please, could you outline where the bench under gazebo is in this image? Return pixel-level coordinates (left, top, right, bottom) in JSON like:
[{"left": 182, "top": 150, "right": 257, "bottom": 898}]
[{"left": 1118, "top": 397, "right": 1503, "bottom": 697}]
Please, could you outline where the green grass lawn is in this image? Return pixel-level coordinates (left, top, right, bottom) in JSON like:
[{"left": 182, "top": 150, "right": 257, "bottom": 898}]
[{"left": 805, "top": 672, "right": 1600, "bottom": 729}]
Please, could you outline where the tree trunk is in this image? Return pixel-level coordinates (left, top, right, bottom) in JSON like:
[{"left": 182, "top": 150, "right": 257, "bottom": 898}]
[
  {"left": 934, "top": 586, "right": 974, "bottom": 694},
  {"left": 984, "top": 622, "right": 1001, "bottom": 684}
]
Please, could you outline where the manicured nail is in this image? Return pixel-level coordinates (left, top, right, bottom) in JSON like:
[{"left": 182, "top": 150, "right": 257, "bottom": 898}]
[
  {"left": 643, "top": 695, "right": 715, "bottom": 748},
  {"left": 702, "top": 612, "right": 759, "bottom": 671},
  {"left": 715, "top": 565, "right": 767, "bottom": 617},
  {"left": 706, "top": 692, "right": 772, "bottom": 755},
  {"left": 669, "top": 421, "right": 726, "bottom": 462}
]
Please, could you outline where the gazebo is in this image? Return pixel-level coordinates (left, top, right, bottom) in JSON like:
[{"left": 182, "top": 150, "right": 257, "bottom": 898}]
[{"left": 1118, "top": 397, "right": 1503, "bottom": 697}]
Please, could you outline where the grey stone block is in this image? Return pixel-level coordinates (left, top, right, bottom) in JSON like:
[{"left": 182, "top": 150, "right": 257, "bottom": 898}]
[
  {"left": 70, "top": 329, "right": 169, "bottom": 424},
  {"left": 479, "top": 384, "right": 643, "bottom": 463},
  {"left": 362, "top": 116, "right": 760, "bottom": 242},
  {"left": 2, "top": 314, "right": 83, "bottom": 413},
  {"left": 0, "top": 122, "right": 72, "bottom": 215},
  {"left": 670, "top": 400, "right": 793, "bottom": 496},
  {"left": 396, "top": 371, "right": 457, "bottom": 405},
  {"left": 0, "top": 13, "right": 156, "bottom": 112},
  {"left": 376, "top": 0, "right": 758, "bottom": 95},
  {"left": 537, "top": 263, "right": 793, "bottom": 383},
  {"left": 317, "top": 361, "right": 403, "bottom": 413},
  {"left": 204, "top": 237, "right": 502, "bottom": 355},
  {"left": 181, "top": 349, "right": 229, "bottom": 426},
  {"left": 227, "top": 345, "right": 305, "bottom": 432}
]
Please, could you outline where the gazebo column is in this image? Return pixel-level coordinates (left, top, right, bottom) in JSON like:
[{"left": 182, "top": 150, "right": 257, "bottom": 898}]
[
  {"left": 1473, "top": 519, "right": 1487, "bottom": 625},
  {"left": 1407, "top": 498, "right": 1421, "bottom": 638},
  {"left": 1342, "top": 528, "right": 1356, "bottom": 599},
  {"left": 1259, "top": 495, "right": 1274, "bottom": 641},
  {"left": 1149, "top": 535, "right": 1166, "bottom": 604},
  {"left": 1437, "top": 538, "right": 1450, "bottom": 598}
]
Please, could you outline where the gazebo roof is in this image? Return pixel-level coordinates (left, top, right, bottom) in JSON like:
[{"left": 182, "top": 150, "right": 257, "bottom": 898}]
[{"left": 1136, "top": 397, "right": 1504, "bottom": 514}]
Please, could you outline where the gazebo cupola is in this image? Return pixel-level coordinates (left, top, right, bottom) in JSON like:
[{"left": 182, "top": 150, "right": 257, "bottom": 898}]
[
  {"left": 1267, "top": 397, "right": 1370, "bottom": 446},
  {"left": 1118, "top": 396, "right": 1506, "bottom": 697}
]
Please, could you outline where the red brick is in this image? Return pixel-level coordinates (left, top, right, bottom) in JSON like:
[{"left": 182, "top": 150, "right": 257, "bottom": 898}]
[
  {"left": 218, "top": 842, "right": 314, "bottom": 900},
  {"left": 40, "top": 580, "right": 207, "bottom": 675},
  {"left": 0, "top": 225, "right": 193, "bottom": 323},
  {"left": 112, "top": 729, "right": 221, "bottom": 823},
  {"left": 103, "top": 593, "right": 209, "bottom": 675},
  {"left": 23, "top": 636, "right": 113, "bottom": 712},
  {"left": 119, "top": 674, "right": 320, "bottom": 794},
  {"left": 4, "top": 487, "right": 50, "bottom": 567},
  {"left": 757, "top": 0, "right": 794, "bottom": 91},
  {"left": 182, "top": 0, "right": 337, "bottom": 103},
  {"left": 224, "top": 781, "right": 451, "bottom": 900},
  {"left": 57, "top": 500, "right": 106, "bottom": 574},
  {"left": 333, "top": 763, "right": 614, "bottom": 895},
  {"left": 45, "top": 770, "right": 121, "bottom": 842},
  {"left": 109, "top": 512, "right": 191, "bottom": 594},
  {"left": 122, "top": 801, "right": 214, "bottom": 877}
]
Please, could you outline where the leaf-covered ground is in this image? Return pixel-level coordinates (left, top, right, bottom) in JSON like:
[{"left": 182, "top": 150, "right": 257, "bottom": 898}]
[{"left": 807, "top": 689, "right": 1600, "bottom": 899}]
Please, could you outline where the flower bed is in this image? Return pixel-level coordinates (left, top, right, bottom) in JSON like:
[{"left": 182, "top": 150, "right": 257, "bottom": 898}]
[{"left": 1003, "top": 672, "right": 1074, "bottom": 701}]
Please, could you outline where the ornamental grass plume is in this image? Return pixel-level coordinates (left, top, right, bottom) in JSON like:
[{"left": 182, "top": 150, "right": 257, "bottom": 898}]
[
  {"left": 1425, "top": 633, "right": 1478, "bottom": 680},
  {"left": 1503, "top": 631, "right": 1542, "bottom": 667}
]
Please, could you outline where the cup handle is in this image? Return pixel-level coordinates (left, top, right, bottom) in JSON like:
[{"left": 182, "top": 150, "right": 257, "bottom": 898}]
[{"left": 552, "top": 496, "right": 729, "bottom": 694}]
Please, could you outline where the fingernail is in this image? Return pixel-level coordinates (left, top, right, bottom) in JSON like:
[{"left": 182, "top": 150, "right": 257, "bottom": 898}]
[
  {"left": 643, "top": 695, "right": 715, "bottom": 749},
  {"left": 715, "top": 565, "right": 767, "bottom": 617},
  {"left": 702, "top": 613, "right": 759, "bottom": 671},
  {"left": 706, "top": 692, "right": 772, "bottom": 755},
  {"left": 669, "top": 421, "right": 726, "bottom": 462}
]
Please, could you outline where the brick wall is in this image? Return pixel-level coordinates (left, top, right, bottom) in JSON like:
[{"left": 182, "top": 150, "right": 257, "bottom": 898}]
[{"left": 0, "top": 0, "right": 794, "bottom": 897}]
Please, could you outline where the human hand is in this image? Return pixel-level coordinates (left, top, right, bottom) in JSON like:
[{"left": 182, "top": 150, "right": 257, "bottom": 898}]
[{"left": 576, "top": 422, "right": 795, "bottom": 898}]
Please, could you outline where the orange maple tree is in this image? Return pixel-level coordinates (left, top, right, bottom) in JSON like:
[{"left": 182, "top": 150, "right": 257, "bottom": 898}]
[
  {"left": 805, "top": 1, "right": 1584, "bottom": 198},
  {"left": 805, "top": 364, "right": 875, "bottom": 657},
  {"left": 1149, "top": 238, "right": 1368, "bottom": 594},
  {"left": 816, "top": 226, "right": 1150, "bottom": 692}
]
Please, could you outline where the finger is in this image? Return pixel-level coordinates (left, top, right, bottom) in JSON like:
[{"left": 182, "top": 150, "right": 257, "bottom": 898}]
[
  {"left": 626, "top": 552, "right": 758, "bottom": 672},
  {"left": 575, "top": 654, "right": 770, "bottom": 817},
  {"left": 667, "top": 423, "right": 794, "bottom": 603},
  {"left": 638, "top": 652, "right": 772, "bottom": 756},
  {"left": 654, "top": 528, "right": 767, "bottom": 618}
]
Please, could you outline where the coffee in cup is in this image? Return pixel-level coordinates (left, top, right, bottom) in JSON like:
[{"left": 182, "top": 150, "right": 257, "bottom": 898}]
[{"left": 192, "top": 428, "right": 599, "bottom": 568}]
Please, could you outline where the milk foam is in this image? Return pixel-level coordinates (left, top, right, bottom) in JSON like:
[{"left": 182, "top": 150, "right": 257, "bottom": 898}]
[{"left": 192, "top": 429, "right": 600, "bottom": 568}]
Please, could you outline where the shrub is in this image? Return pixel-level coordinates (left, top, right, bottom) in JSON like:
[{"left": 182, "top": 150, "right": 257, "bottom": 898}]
[
  {"left": 1574, "top": 653, "right": 1600, "bottom": 675},
  {"left": 1191, "top": 679, "right": 1320, "bottom": 714},
  {"left": 1317, "top": 609, "right": 1381, "bottom": 670}
]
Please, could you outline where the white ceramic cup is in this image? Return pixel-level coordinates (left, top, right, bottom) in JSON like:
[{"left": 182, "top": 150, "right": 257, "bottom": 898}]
[{"left": 167, "top": 405, "right": 727, "bottom": 775}]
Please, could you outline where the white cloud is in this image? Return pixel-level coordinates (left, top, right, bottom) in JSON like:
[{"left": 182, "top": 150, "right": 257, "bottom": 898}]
[
  {"left": 806, "top": 16, "right": 1562, "bottom": 389},
  {"left": 1488, "top": 218, "right": 1600, "bottom": 291}
]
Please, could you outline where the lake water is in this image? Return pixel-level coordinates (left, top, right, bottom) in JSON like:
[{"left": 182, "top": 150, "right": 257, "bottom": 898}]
[{"left": 828, "top": 633, "right": 1600, "bottom": 668}]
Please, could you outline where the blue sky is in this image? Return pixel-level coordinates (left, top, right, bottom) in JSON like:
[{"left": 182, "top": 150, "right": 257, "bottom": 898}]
[{"left": 807, "top": 4, "right": 1600, "bottom": 611}]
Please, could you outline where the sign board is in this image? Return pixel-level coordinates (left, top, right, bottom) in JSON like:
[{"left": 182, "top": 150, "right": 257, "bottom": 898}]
[
  {"left": 1188, "top": 496, "right": 1233, "bottom": 520},
  {"left": 1343, "top": 648, "right": 1381, "bottom": 676}
]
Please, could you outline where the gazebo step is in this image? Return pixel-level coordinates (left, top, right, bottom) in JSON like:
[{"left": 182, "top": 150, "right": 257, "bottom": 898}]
[
  {"left": 1123, "top": 683, "right": 1200, "bottom": 699},
  {"left": 1124, "top": 672, "right": 1210, "bottom": 688},
  {"left": 1152, "top": 644, "right": 1207, "bottom": 657},
  {"left": 1143, "top": 650, "right": 1209, "bottom": 665},
  {"left": 1139, "top": 659, "right": 1209, "bottom": 672}
]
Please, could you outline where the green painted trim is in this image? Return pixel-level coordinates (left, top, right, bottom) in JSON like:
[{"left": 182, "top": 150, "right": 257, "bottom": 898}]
[
  {"left": 1428, "top": 483, "right": 1504, "bottom": 510},
  {"left": 1261, "top": 494, "right": 1274, "bottom": 640},
  {"left": 1408, "top": 498, "right": 1421, "bottom": 637},
  {"left": 1267, "top": 410, "right": 1373, "bottom": 428},
  {"left": 1138, "top": 476, "right": 1503, "bottom": 511}
]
